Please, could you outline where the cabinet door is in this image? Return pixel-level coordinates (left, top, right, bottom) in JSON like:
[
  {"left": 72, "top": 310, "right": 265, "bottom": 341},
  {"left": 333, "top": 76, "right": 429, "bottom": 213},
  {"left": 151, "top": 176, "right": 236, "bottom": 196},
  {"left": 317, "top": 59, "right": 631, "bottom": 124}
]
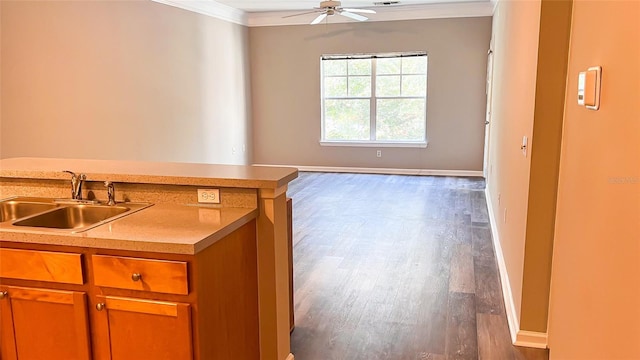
[
  {"left": 93, "top": 295, "right": 192, "bottom": 360},
  {"left": 0, "top": 285, "right": 91, "bottom": 360}
]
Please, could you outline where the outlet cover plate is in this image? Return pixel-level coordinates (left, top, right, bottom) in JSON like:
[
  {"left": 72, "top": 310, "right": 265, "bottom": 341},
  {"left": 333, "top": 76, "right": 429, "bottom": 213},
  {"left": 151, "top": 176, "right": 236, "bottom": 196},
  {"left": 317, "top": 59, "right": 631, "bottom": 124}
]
[{"left": 197, "top": 189, "right": 220, "bottom": 204}]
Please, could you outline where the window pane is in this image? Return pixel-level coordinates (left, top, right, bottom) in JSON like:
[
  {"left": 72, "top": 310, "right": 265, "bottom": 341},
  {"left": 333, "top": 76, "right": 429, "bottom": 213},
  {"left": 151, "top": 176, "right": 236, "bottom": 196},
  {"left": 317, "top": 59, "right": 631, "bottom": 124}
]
[
  {"left": 402, "top": 56, "right": 427, "bottom": 74},
  {"left": 376, "top": 99, "right": 426, "bottom": 141},
  {"left": 324, "top": 76, "right": 347, "bottom": 97},
  {"left": 402, "top": 75, "right": 427, "bottom": 96},
  {"left": 348, "top": 59, "right": 371, "bottom": 75},
  {"left": 377, "top": 58, "right": 401, "bottom": 75},
  {"left": 376, "top": 75, "right": 401, "bottom": 97},
  {"left": 323, "top": 59, "right": 347, "bottom": 76},
  {"left": 348, "top": 76, "right": 371, "bottom": 97},
  {"left": 324, "top": 99, "right": 370, "bottom": 141}
]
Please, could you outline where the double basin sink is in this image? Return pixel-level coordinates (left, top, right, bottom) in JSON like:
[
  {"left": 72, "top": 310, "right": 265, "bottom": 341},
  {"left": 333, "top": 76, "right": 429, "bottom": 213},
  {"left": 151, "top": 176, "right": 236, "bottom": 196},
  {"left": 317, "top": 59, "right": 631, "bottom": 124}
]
[{"left": 0, "top": 197, "right": 152, "bottom": 233}]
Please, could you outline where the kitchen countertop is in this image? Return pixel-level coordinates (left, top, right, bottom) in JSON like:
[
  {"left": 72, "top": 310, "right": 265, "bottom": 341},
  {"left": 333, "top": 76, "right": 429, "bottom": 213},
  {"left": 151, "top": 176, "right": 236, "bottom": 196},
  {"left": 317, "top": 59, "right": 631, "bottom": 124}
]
[
  {"left": 0, "top": 157, "right": 298, "bottom": 189},
  {"left": 0, "top": 157, "right": 298, "bottom": 254},
  {"left": 0, "top": 203, "right": 258, "bottom": 255}
]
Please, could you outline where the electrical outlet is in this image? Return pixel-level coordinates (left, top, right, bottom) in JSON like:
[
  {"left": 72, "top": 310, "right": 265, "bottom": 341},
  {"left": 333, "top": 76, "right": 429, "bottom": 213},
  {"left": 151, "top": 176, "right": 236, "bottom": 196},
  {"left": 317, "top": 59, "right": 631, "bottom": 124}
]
[
  {"left": 376, "top": 150, "right": 382, "bottom": 158},
  {"left": 197, "top": 189, "right": 220, "bottom": 204}
]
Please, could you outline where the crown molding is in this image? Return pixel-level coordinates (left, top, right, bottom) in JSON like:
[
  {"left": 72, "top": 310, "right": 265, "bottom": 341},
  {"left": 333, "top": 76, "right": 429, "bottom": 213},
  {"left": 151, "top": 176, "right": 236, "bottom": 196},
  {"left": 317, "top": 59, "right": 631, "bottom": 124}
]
[
  {"left": 151, "top": 0, "right": 248, "bottom": 25},
  {"left": 247, "top": 1, "right": 494, "bottom": 27},
  {"left": 151, "top": 0, "right": 493, "bottom": 27}
]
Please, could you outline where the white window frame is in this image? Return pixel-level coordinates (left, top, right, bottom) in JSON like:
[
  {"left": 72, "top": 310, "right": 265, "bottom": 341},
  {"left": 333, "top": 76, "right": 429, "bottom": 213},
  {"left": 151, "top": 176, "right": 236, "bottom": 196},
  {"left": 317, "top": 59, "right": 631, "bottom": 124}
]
[{"left": 320, "top": 52, "right": 428, "bottom": 148}]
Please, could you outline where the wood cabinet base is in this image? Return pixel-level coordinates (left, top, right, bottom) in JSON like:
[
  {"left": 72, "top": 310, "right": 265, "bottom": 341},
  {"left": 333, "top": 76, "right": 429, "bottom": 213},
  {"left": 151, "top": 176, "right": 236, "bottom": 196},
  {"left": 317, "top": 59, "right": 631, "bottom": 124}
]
[
  {"left": 0, "top": 286, "right": 91, "bottom": 360},
  {"left": 0, "top": 219, "right": 259, "bottom": 360}
]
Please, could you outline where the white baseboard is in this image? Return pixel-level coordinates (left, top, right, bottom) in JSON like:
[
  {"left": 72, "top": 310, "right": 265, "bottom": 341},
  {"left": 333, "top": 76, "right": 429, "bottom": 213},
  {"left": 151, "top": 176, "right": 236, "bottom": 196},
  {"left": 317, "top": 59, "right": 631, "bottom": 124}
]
[
  {"left": 485, "top": 187, "right": 548, "bottom": 349},
  {"left": 253, "top": 164, "right": 483, "bottom": 177},
  {"left": 484, "top": 187, "right": 520, "bottom": 343}
]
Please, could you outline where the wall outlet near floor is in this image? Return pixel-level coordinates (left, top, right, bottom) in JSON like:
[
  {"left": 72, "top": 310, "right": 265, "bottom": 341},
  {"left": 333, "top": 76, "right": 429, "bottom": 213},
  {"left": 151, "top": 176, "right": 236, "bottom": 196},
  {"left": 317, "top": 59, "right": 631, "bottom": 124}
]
[
  {"left": 197, "top": 189, "right": 220, "bottom": 204},
  {"left": 376, "top": 150, "right": 382, "bottom": 158}
]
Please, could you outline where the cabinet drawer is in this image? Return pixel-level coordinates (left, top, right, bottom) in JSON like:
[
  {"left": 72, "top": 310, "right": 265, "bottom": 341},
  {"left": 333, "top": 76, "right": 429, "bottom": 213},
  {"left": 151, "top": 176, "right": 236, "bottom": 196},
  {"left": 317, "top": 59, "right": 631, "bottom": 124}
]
[
  {"left": 0, "top": 248, "right": 84, "bottom": 284},
  {"left": 92, "top": 255, "right": 188, "bottom": 295}
]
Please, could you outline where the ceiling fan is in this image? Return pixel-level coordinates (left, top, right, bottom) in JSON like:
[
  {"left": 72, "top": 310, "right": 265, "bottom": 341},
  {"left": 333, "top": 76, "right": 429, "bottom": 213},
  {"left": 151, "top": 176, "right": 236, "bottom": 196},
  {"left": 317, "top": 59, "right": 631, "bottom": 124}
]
[{"left": 284, "top": 1, "right": 377, "bottom": 25}]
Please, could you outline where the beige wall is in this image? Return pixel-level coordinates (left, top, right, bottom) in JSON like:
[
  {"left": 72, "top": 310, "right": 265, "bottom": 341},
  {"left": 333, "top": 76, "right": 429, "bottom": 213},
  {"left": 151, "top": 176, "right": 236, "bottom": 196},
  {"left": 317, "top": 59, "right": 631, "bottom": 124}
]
[
  {"left": 548, "top": 1, "right": 640, "bottom": 358},
  {"left": 0, "top": 0, "right": 252, "bottom": 165},
  {"left": 488, "top": 0, "right": 574, "bottom": 336},
  {"left": 487, "top": 0, "right": 541, "bottom": 326},
  {"left": 249, "top": 17, "right": 491, "bottom": 170}
]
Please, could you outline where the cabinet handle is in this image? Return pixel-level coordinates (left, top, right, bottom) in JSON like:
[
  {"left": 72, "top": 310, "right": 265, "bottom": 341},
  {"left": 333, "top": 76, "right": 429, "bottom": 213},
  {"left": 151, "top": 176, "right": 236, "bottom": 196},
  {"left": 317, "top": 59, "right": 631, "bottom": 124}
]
[
  {"left": 96, "top": 303, "right": 105, "bottom": 311},
  {"left": 131, "top": 273, "right": 142, "bottom": 282},
  {"left": 0, "top": 291, "right": 7, "bottom": 299}
]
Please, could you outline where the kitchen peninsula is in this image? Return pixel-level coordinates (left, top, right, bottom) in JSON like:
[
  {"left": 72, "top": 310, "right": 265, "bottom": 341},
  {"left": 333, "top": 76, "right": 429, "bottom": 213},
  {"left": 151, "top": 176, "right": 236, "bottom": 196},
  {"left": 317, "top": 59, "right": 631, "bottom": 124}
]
[{"left": 0, "top": 157, "right": 298, "bottom": 360}]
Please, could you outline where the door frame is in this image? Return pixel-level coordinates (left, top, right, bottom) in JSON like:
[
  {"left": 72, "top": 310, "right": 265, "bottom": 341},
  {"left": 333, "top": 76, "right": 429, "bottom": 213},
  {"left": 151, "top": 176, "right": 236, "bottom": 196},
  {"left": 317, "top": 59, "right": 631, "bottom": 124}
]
[{"left": 483, "top": 49, "right": 495, "bottom": 179}]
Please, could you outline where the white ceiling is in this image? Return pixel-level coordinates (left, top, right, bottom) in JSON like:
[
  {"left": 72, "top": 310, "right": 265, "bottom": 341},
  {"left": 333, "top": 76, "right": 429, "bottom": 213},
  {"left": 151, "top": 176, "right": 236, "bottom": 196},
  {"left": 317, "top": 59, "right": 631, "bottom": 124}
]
[
  {"left": 152, "top": 0, "right": 494, "bottom": 27},
  {"left": 214, "top": 0, "right": 480, "bottom": 13}
]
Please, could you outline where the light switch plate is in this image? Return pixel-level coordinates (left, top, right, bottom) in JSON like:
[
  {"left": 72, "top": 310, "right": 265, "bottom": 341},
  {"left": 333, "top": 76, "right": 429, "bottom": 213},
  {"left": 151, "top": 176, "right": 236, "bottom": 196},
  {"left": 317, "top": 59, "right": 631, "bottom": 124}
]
[
  {"left": 578, "top": 66, "right": 602, "bottom": 110},
  {"left": 197, "top": 189, "right": 220, "bottom": 204},
  {"left": 585, "top": 66, "right": 602, "bottom": 110}
]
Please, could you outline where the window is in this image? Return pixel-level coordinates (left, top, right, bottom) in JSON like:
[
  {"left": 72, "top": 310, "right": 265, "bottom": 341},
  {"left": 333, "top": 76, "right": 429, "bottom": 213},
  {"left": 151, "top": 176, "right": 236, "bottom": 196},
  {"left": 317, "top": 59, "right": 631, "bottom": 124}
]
[{"left": 321, "top": 52, "right": 428, "bottom": 146}]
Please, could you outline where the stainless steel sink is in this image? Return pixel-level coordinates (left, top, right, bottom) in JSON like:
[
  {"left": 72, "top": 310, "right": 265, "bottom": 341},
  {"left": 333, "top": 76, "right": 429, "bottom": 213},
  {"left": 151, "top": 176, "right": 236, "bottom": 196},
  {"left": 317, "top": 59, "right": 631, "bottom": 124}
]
[
  {"left": 13, "top": 204, "right": 131, "bottom": 230},
  {"left": 0, "top": 198, "right": 59, "bottom": 222},
  {"left": 0, "top": 196, "right": 152, "bottom": 233}
]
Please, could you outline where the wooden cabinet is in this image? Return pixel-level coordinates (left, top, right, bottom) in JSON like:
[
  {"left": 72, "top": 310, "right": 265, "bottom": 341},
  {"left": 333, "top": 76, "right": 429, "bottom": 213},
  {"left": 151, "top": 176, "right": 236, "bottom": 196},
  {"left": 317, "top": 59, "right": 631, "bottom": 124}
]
[
  {"left": 90, "top": 255, "right": 193, "bottom": 359},
  {"left": 92, "top": 295, "right": 192, "bottom": 360},
  {"left": 92, "top": 255, "right": 188, "bottom": 295},
  {"left": 0, "top": 219, "right": 259, "bottom": 360},
  {"left": 0, "top": 248, "right": 89, "bottom": 360},
  {"left": 0, "top": 285, "right": 91, "bottom": 360},
  {"left": 0, "top": 248, "right": 84, "bottom": 284},
  {"left": 287, "top": 197, "right": 294, "bottom": 332}
]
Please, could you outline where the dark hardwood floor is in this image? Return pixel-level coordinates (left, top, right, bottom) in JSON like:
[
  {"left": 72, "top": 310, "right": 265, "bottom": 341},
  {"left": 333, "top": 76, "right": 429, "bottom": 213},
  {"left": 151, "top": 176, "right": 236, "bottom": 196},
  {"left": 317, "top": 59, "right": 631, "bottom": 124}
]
[{"left": 287, "top": 172, "right": 548, "bottom": 360}]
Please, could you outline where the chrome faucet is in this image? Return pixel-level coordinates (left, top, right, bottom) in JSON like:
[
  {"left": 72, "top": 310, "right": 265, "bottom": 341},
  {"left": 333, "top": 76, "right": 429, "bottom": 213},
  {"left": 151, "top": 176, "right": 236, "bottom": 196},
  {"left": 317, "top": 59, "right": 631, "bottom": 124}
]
[
  {"left": 63, "top": 170, "right": 86, "bottom": 200},
  {"left": 104, "top": 181, "right": 116, "bottom": 206}
]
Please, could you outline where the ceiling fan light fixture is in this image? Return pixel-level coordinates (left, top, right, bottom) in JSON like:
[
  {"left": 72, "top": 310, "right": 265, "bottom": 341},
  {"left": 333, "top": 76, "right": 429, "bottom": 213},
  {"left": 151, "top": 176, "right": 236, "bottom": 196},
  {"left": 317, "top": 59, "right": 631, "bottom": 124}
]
[
  {"left": 283, "top": 0, "right": 376, "bottom": 25},
  {"left": 320, "top": 0, "right": 342, "bottom": 8}
]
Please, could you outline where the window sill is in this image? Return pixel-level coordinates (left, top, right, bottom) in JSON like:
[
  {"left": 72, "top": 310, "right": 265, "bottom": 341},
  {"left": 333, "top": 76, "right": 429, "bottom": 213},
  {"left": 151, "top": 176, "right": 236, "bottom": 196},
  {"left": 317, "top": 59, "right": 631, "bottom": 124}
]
[{"left": 320, "top": 141, "right": 428, "bottom": 148}]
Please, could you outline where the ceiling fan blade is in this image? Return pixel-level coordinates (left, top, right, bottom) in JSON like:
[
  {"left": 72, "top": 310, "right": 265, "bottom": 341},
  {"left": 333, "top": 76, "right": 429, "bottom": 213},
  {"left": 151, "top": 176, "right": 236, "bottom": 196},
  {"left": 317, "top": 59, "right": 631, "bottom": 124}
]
[
  {"left": 339, "top": 11, "right": 368, "bottom": 21},
  {"left": 342, "top": 8, "right": 376, "bottom": 14},
  {"left": 311, "top": 13, "right": 328, "bottom": 25},
  {"left": 283, "top": 10, "right": 323, "bottom": 19}
]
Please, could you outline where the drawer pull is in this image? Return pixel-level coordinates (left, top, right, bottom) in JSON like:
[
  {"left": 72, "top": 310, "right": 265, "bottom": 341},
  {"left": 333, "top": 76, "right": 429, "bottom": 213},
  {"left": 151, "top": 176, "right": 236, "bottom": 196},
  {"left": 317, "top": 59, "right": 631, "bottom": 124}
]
[
  {"left": 96, "top": 303, "right": 105, "bottom": 311},
  {"left": 0, "top": 291, "right": 7, "bottom": 299},
  {"left": 131, "top": 273, "right": 142, "bottom": 282}
]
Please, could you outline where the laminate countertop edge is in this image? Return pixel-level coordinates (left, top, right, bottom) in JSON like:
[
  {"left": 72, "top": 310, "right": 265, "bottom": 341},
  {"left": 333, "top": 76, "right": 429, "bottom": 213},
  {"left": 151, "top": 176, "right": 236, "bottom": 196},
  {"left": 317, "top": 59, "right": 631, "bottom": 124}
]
[
  {"left": 0, "top": 157, "right": 299, "bottom": 189},
  {"left": 0, "top": 206, "right": 259, "bottom": 255}
]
